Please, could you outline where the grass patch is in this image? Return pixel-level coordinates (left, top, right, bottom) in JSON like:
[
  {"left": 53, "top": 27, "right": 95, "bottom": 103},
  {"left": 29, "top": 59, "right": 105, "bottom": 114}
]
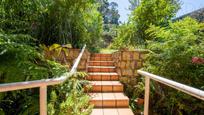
[{"left": 99, "top": 48, "right": 118, "bottom": 54}]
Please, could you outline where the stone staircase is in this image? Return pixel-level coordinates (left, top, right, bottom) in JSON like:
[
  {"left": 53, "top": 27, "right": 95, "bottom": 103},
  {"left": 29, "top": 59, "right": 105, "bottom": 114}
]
[{"left": 87, "top": 54, "right": 134, "bottom": 115}]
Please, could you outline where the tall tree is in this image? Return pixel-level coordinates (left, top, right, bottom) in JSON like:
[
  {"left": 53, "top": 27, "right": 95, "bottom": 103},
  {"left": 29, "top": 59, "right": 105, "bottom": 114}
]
[
  {"left": 0, "top": 0, "right": 103, "bottom": 50},
  {"left": 108, "top": 2, "right": 120, "bottom": 25},
  {"left": 96, "top": 0, "right": 120, "bottom": 47},
  {"left": 97, "top": 0, "right": 109, "bottom": 24},
  {"left": 97, "top": 0, "right": 120, "bottom": 25},
  {"left": 128, "top": 0, "right": 140, "bottom": 11}
]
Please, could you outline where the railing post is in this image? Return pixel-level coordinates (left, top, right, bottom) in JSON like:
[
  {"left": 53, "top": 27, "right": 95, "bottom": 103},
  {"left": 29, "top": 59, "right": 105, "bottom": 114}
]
[
  {"left": 40, "top": 86, "right": 47, "bottom": 115},
  {"left": 144, "top": 76, "right": 150, "bottom": 115}
]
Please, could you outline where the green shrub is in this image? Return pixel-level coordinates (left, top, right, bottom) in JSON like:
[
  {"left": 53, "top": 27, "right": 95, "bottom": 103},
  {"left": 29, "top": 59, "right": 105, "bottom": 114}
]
[
  {"left": 0, "top": 33, "right": 66, "bottom": 82},
  {"left": 144, "top": 17, "right": 204, "bottom": 114},
  {"left": 48, "top": 72, "right": 93, "bottom": 115},
  {"left": 0, "top": 0, "right": 103, "bottom": 51},
  {"left": 0, "top": 33, "right": 65, "bottom": 114}
]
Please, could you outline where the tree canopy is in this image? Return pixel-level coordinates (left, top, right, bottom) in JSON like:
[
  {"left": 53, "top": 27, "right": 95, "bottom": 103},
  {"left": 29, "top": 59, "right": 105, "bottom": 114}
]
[
  {"left": 0, "top": 0, "right": 104, "bottom": 114},
  {"left": 112, "top": 0, "right": 180, "bottom": 48},
  {"left": 0, "top": 0, "right": 103, "bottom": 50}
]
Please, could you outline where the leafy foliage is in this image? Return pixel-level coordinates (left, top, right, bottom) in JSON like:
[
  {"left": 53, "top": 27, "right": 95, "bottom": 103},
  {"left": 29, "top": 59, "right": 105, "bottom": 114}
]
[
  {"left": 128, "top": 0, "right": 140, "bottom": 11},
  {"left": 96, "top": 0, "right": 120, "bottom": 49},
  {"left": 48, "top": 72, "right": 93, "bottom": 115},
  {"left": 0, "top": 33, "right": 66, "bottom": 83},
  {"left": 110, "top": 23, "right": 139, "bottom": 49},
  {"left": 0, "top": 33, "right": 92, "bottom": 114},
  {"left": 112, "top": 0, "right": 180, "bottom": 48},
  {"left": 97, "top": 0, "right": 120, "bottom": 25},
  {"left": 0, "top": 0, "right": 45, "bottom": 34},
  {"left": 144, "top": 17, "right": 204, "bottom": 114},
  {"left": 0, "top": 0, "right": 100, "bottom": 114},
  {"left": 41, "top": 43, "right": 72, "bottom": 65},
  {"left": 0, "top": 33, "right": 66, "bottom": 114},
  {"left": 35, "top": 0, "right": 103, "bottom": 50},
  {"left": 0, "top": 0, "right": 103, "bottom": 51}
]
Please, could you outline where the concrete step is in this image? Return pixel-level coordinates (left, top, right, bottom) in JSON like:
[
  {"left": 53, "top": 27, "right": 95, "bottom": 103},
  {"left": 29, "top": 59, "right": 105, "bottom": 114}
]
[
  {"left": 88, "top": 81, "right": 123, "bottom": 92},
  {"left": 91, "top": 108, "right": 134, "bottom": 115},
  {"left": 89, "top": 93, "right": 129, "bottom": 108},
  {"left": 88, "top": 66, "right": 116, "bottom": 72},
  {"left": 87, "top": 72, "right": 119, "bottom": 81},
  {"left": 88, "top": 61, "right": 114, "bottom": 66}
]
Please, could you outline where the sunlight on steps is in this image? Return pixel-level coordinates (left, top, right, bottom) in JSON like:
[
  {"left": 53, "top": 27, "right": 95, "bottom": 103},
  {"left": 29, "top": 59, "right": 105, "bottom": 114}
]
[{"left": 86, "top": 53, "right": 134, "bottom": 115}]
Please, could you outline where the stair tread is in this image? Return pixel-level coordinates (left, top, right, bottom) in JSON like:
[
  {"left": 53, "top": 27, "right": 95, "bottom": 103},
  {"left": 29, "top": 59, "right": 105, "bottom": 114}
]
[
  {"left": 89, "top": 61, "right": 114, "bottom": 62},
  {"left": 92, "top": 53, "right": 112, "bottom": 54},
  {"left": 90, "top": 81, "right": 102, "bottom": 85},
  {"left": 114, "top": 93, "right": 128, "bottom": 100},
  {"left": 103, "top": 93, "right": 115, "bottom": 100},
  {"left": 91, "top": 108, "right": 134, "bottom": 115},
  {"left": 88, "top": 61, "right": 114, "bottom": 66},
  {"left": 89, "top": 93, "right": 103, "bottom": 100},
  {"left": 117, "top": 108, "right": 134, "bottom": 115},
  {"left": 86, "top": 76, "right": 119, "bottom": 81},
  {"left": 88, "top": 66, "right": 115, "bottom": 68},
  {"left": 90, "top": 81, "right": 122, "bottom": 86},
  {"left": 89, "top": 93, "right": 128, "bottom": 101},
  {"left": 88, "top": 72, "right": 118, "bottom": 75}
]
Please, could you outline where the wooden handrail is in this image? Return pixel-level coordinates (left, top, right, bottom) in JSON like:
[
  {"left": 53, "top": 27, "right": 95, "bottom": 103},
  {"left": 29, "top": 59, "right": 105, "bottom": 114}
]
[
  {"left": 0, "top": 44, "right": 86, "bottom": 115},
  {"left": 137, "top": 70, "right": 204, "bottom": 115}
]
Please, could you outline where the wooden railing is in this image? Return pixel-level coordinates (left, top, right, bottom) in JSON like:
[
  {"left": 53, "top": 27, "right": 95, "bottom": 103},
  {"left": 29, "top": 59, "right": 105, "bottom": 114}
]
[
  {"left": 137, "top": 70, "right": 204, "bottom": 115},
  {"left": 0, "top": 45, "right": 86, "bottom": 115}
]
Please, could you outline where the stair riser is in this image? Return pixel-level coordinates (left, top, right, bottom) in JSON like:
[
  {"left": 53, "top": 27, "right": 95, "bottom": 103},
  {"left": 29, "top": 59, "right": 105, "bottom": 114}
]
[
  {"left": 90, "top": 100, "right": 129, "bottom": 108},
  {"left": 86, "top": 75, "right": 119, "bottom": 81},
  {"left": 90, "top": 85, "right": 123, "bottom": 92},
  {"left": 91, "top": 108, "right": 134, "bottom": 115},
  {"left": 91, "top": 54, "right": 112, "bottom": 57},
  {"left": 90, "top": 57, "right": 113, "bottom": 61},
  {"left": 88, "top": 68, "right": 115, "bottom": 72},
  {"left": 89, "top": 62, "right": 114, "bottom": 66}
]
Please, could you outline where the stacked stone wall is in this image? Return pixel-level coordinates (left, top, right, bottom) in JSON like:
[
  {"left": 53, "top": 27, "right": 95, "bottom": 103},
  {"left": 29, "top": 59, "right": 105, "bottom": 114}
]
[
  {"left": 45, "top": 48, "right": 90, "bottom": 72},
  {"left": 113, "top": 50, "right": 146, "bottom": 76},
  {"left": 112, "top": 50, "right": 147, "bottom": 84}
]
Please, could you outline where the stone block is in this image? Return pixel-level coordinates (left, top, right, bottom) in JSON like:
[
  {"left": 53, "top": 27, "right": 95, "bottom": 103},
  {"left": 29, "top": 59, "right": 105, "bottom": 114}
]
[
  {"left": 136, "top": 61, "right": 142, "bottom": 68},
  {"left": 121, "top": 69, "right": 133, "bottom": 76},
  {"left": 133, "top": 52, "right": 140, "bottom": 60},
  {"left": 125, "top": 61, "right": 136, "bottom": 69},
  {"left": 122, "top": 52, "right": 131, "bottom": 60},
  {"left": 120, "top": 61, "right": 126, "bottom": 68}
]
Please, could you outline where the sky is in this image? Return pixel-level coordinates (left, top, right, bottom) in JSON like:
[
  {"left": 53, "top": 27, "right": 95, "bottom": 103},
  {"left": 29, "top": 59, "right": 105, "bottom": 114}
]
[{"left": 109, "top": 0, "right": 204, "bottom": 23}]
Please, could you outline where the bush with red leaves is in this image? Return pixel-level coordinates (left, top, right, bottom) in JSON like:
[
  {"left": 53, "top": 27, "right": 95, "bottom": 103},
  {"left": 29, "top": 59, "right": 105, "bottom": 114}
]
[{"left": 192, "top": 57, "right": 204, "bottom": 64}]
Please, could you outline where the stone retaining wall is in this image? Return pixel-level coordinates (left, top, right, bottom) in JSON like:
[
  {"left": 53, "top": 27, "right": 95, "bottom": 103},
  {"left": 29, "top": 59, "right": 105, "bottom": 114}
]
[
  {"left": 45, "top": 48, "right": 90, "bottom": 71},
  {"left": 113, "top": 50, "right": 146, "bottom": 77},
  {"left": 112, "top": 50, "right": 147, "bottom": 84}
]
